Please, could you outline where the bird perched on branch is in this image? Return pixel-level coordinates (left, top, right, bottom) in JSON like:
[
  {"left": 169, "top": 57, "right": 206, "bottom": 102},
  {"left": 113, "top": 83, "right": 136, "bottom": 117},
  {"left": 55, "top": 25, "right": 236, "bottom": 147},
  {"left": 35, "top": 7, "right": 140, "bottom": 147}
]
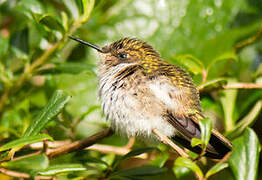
[{"left": 69, "top": 36, "right": 232, "bottom": 159}]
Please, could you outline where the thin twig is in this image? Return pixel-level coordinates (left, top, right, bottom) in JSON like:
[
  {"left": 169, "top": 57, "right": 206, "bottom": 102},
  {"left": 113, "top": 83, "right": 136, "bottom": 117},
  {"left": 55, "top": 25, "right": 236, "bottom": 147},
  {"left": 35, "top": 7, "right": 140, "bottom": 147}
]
[
  {"left": 152, "top": 128, "right": 189, "bottom": 158},
  {"left": 46, "top": 128, "right": 114, "bottom": 158},
  {"left": 87, "top": 144, "right": 148, "bottom": 159},
  {"left": 234, "top": 24, "right": 262, "bottom": 53},
  {"left": 223, "top": 83, "right": 262, "bottom": 89}
]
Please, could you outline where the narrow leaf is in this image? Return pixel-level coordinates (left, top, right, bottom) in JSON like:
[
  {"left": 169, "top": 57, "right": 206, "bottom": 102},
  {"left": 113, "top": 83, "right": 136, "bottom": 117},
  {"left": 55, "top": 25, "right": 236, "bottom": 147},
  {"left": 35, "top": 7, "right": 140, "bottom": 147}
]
[
  {"left": 81, "top": 0, "right": 95, "bottom": 22},
  {"left": 62, "top": 0, "right": 80, "bottom": 19},
  {"left": 36, "top": 164, "right": 86, "bottom": 176},
  {"left": 0, "top": 36, "right": 9, "bottom": 56},
  {"left": 1, "top": 154, "right": 49, "bottom": 171},
  {"left": 207, "top": 52, "right": 238, "bottom": 71},
  {"left": 220, "top": 78, "right": 238, "bottom": 131},
  {"left": 199, "top": 118, "right": 212, "bottom": 148},
  {"left": 226, "top": 100, "right": 262, "bottom": 139},
  {"left": 24, "top": 90, "right": 71, "bottom": 137},
  {"left": 0, "top": 134, "right": 52, "bottom": 152},
  {"left": 229, "top": 128, "right": 260, "bottom": 180},
  {"left": 191, "top": 138, "right": 202, "bottom": 148},
  {"left": 174, "top": 157, "right": 203, "bottom": 179},
  {"left": 38, "top": 15, "right": 65, "bottom": 33},
  {"left": 205, "top": 163, "right": 228, "bottom": 179}
]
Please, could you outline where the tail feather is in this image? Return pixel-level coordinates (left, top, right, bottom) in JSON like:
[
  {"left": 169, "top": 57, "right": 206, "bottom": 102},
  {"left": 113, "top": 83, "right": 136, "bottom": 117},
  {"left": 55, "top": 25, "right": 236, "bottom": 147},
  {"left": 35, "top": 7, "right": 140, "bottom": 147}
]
[{"left": 172, "top": 131, "right": 232, "bottom": 159}]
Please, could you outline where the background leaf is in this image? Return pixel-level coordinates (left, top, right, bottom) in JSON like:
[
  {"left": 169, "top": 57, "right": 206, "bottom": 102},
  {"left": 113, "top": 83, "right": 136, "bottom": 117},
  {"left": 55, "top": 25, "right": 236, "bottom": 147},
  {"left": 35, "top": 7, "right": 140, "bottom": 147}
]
[
  {"left": 0, "top": 134, "right": 52, "bottom": 152},
  {"left": 23, "top": 90, "right": 70, "bottom": 137},
  {"left": 229, "top": 128, "right": 260, "bottom": 180},
  {"left": 1, "top": 154, "right": 49, "bottom": 171}
]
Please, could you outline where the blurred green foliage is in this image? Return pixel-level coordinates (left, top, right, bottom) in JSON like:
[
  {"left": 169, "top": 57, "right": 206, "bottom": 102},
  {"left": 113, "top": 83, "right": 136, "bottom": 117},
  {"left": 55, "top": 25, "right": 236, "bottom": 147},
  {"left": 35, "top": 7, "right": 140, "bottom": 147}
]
[{"left": 0, "top": 0, "right": 262, "bottom": 179}]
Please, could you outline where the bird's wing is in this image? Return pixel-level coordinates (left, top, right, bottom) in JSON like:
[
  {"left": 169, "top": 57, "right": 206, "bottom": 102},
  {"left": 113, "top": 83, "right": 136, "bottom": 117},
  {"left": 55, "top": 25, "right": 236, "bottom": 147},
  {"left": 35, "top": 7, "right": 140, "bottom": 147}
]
[{"left": 146, "top": 63, "right": 231, "bottom": 158}]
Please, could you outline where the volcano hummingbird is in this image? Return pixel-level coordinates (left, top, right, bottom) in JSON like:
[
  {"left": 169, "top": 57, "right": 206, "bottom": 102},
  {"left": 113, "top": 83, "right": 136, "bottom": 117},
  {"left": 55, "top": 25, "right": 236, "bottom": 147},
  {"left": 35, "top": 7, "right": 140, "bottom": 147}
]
[{"left": 69, "top": 36, "right": 232, "bottom": 159}]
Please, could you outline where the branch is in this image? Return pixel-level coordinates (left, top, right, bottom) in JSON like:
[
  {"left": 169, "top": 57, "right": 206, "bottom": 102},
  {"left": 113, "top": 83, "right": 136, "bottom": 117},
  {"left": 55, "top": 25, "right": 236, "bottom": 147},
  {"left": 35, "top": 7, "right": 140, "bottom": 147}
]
[
  {"left": 223, "top": 83, "right": 262, "bottom": 89},
  {"left": 152, "top": 128, "right": 189, "bottom": 158},
  {"left": 46, "top": 128, "right": 113, "bottom": 158},
  {"left": 234, "top": 24, "right": 262, "bottom": 53}
]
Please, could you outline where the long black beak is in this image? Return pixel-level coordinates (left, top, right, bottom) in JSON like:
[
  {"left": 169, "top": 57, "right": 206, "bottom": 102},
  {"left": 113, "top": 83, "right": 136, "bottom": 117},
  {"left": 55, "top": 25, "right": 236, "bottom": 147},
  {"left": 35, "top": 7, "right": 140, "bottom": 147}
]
[{"left": 68, "top": 36, "right": 104, "bottom": 53}]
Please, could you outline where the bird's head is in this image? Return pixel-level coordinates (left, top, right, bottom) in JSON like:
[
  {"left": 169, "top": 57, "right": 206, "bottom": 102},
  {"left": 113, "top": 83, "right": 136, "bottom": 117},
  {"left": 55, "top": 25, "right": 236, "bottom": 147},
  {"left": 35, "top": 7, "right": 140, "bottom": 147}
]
[{"left": 69, "top": 36, "right": 160, "bottom": 69}]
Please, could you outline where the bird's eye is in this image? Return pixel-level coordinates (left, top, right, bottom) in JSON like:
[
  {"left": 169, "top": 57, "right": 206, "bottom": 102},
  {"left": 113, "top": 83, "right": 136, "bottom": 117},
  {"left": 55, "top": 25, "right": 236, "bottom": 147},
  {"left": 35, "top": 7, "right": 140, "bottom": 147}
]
[{"left": 118, "top": 53, "right": 127, "bottom": 59}]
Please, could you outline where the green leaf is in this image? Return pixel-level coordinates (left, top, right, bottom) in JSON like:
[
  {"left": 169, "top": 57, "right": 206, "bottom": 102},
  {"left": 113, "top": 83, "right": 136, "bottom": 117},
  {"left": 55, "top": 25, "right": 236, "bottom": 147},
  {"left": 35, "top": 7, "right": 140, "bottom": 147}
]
[
  {"left": 191, "top": 138, "right": 202, "bottom": 148},
  {"left": 172, "top": 166, "right": 191, "bottom": 179},
  {"left": 220, "top": 78, "right": 238, "bottom": 131},
  {"left": 199, "top": 118, "right": 212, "bottom": 148},
  {"left": 121, "top": 147, "right": 156, "bottom": 160},
  {"left": 226, "top": 100, "right": 262, "bottom": 139},
  {"left": 149, "top": 152, "right": 169, "bottom": 168},
  {"left": 197, "top": 78, "right": 227, "bottom": 91},
  {"left": 1, "top": 154, "right": 49, "bottom": 171},
  {"left": 0, "top": 134, "right": 52, "bottom": 152},
  {"left": 207, "top": 52, "right": 238, "bottom": 71},
  {"left": 62, "top": 0, "right": 80, "bottom": 19},
  {"left": 0, "top": 36, "right": 9, "bottom": 56},
  {"left": 229, "top": 128, "right": 260, "bottom": 180},
  {"left": 24, "top": 90, "right": 71, "bottom": 137},
  {"left": 172, "top": 54, "right": 204, "bottom": 75},
  {"left": 112, "top": 166, "right": 166, "bottom": 177},
  {"left": 205, "top": 162, "right": 228, "bottom": 179},
  {"left": 38, "top": 15, "right": 65, "bottom": 33},
  {"left": 36, "top": 164, "right": 86, "bottom": 176},
  {"left": 81, "top": 0, "right": 95, "bottom": 22},
  {"left": 174, "top": 157, "right": 203, "bottom": 179}
]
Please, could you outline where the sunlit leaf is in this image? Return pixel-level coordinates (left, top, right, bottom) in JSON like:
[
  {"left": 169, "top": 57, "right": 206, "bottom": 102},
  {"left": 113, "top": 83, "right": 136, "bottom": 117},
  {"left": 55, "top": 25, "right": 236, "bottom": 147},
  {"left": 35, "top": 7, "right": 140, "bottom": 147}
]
[
  {"left": 62, "top": 0, "right": 80, "bottom": 19},
  {"left": 81, "top": 0, "right": 95, "bottom": 22},
  {"left": 0, "top": 134, "right": 52, "bottom": 152},
  {"left": 205, "top": 163, "right": 228, "bottom": 179},
  {"left": 220, "top": 78, "right": 238, "bottom": 131},
  {"left": 36, "top": 164, "right": 86, "bottom": 176},
  {"left": 174, "top": 157, "right": 203, "bottom": 179},
  {"left": 229, "top": 128, "right": 260, "bottom": 180},
  {"left": 24, "top": 90, "right": 71, "bottom": 137},
  {"left": 199, "top": 117, "right": 212, "bottom": 148},
  {"left": 191, "top": 138, "right": 202, "bottom": 148},
  {"left": 173, "top": 165, "right": 191, "bottom": 179},
  {"left": 149, "top": 152, "right": 169, "bottom": 168}
]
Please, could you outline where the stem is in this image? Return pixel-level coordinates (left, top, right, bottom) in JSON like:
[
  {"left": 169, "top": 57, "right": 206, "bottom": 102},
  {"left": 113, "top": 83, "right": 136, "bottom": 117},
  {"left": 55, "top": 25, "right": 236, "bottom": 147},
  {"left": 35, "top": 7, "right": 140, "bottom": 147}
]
[{"left": 47, "top": 128, "right": 113, "bottom": 158}]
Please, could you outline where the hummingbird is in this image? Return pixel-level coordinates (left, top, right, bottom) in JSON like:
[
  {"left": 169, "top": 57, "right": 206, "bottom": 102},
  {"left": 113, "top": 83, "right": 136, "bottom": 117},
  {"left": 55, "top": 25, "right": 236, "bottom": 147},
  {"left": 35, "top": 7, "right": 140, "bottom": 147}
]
[{"left": 69, "top": 36, "right": 232, "bottom": 159}]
